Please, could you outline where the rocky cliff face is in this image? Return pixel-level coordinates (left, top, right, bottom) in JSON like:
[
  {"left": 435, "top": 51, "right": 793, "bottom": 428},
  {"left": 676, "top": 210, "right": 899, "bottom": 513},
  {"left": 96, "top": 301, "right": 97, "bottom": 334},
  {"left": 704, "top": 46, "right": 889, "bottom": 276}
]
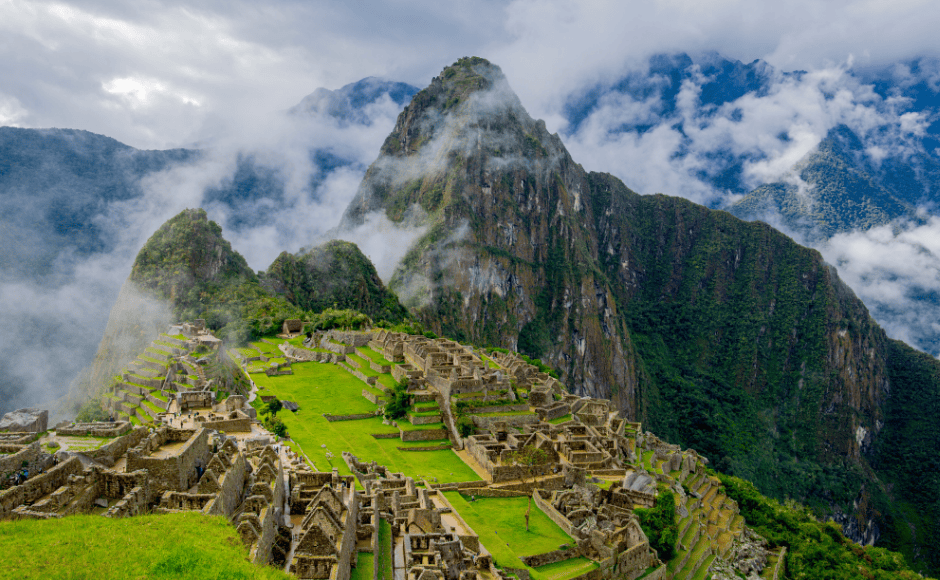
[
  {"left": 339, "top": 57, "right": 919, "bottom": 554},
  {"left": 340, "top": 56, "right": 642, "bottom": 416}
]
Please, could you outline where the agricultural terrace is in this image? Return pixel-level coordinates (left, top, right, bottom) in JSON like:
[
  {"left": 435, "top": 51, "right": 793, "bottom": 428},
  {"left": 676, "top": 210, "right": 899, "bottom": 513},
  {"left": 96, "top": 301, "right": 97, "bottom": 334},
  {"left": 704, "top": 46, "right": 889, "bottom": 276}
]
[{"left": 248, "top": 359, "right": 479, "bottom": 484}]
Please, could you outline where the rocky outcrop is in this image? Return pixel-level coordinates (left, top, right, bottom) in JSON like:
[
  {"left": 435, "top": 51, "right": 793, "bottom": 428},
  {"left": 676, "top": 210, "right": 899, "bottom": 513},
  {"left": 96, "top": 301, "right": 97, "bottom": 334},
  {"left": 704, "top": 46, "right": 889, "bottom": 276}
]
[{"left": 0, "top": 408, "right": 48, "bottom": 433}]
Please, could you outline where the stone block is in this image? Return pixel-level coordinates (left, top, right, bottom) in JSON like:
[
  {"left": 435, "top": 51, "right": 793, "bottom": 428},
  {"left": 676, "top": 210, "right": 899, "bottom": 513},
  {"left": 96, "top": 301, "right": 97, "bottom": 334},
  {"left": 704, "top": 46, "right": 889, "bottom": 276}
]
[{"left": 0, "top": 408, "right": 48, "bottom": 433}]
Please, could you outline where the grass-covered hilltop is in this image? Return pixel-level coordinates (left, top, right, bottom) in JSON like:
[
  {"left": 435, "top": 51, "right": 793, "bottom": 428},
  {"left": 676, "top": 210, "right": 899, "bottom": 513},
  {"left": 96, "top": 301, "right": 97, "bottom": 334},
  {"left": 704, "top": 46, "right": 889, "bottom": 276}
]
[{"left": 3, "top": 57, "right": 940, "bottom": 580}]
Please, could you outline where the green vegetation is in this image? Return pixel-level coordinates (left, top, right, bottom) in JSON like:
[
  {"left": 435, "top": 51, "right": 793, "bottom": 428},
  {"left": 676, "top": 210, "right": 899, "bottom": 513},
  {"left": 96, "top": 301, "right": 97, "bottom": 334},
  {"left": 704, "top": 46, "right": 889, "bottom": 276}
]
[
  {"left": 0, "top": 512, "right": 290, "bottom": 579},
  {"left": 377, "top": 519, "right": 393, "bottom": 580},
  {"left": 720, "top": 473, "right": 924, "bottom": 579},
  {"left": 305, "top": 308, "right": 372, "bottom": 332},
  {"left": 383, "top": 380, "right": 412, "bottom": 420},
  {"left": 874, "top": 339, "right": 940, "bottom": 573},
  {"left": 75, "top": 398, "right": 109, "bottom": 422},
  {"left": 132, "top": 209, "right": 300, "bottom": 336},
  {"left": 263, "top": 240, "right": 410, "bottom": 325},
  {"left": 443, "top": 492, "right": 578, "bottom": 580},
  {"left": 634, "top": 489, "right": 677, "bottom": 561}
]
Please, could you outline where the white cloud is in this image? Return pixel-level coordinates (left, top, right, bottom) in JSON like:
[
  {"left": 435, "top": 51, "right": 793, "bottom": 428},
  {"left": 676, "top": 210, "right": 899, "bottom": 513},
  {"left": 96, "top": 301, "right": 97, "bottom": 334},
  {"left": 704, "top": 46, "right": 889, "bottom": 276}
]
[{"left": 822, "top": 217, "right": 940, "bottom": 354}]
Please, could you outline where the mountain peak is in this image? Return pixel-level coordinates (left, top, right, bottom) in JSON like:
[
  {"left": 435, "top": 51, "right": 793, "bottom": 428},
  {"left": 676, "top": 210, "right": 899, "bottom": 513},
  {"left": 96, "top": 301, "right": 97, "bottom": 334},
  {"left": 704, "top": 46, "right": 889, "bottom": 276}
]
[{"left": 340, "top": 57, "right": 564, "bottom": 227}]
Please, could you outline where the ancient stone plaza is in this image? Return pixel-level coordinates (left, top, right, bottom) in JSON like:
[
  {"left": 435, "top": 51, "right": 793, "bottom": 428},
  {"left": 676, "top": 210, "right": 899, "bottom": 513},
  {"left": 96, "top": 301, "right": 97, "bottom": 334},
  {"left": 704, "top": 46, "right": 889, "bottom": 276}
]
[{"left": 0, "top": 327, "right": 785, "bottom": 580}]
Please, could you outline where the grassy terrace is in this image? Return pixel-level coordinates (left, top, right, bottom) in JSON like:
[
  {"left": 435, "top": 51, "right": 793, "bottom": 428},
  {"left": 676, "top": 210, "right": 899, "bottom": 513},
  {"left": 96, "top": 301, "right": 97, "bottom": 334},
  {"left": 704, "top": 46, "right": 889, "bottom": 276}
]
[
  {"left": 142, "top": 399, "right": 165, "bottom": 415},
  {"left": 548, "top": 415, "right": 572, "bottom": 425},
  {"left": 442, "top": 493, "right": 587, "bottom": 580},
  {"left": 0, "top": 513, "right": 291, "bottom": 579},
  {"left": 139, "top": 355, "right": 170, "bottom": 367},
  {"left": 358, "top": 346, "right": 394, "bottom": 366},
  {"left": 345, "top": 354, "right": 379, "bottom": 376},
  {"left": 250, "top": 362, "right": 478, "bottom": 484}
]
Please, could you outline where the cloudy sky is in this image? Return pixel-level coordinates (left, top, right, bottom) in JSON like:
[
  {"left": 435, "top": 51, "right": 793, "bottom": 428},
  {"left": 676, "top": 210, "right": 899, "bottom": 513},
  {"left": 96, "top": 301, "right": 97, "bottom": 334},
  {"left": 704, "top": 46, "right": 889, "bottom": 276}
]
[
  {"left": 2, "top": 0, "right": 939, "bottom": 151},
  {"left": 2, "top": 0, "right": 940, "bottom": 412}
]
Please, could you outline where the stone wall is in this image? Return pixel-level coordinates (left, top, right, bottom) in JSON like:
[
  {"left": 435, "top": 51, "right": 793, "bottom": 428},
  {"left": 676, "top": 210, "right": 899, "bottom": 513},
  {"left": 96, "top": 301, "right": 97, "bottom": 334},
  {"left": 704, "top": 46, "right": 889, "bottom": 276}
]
[
  {"left": 520, "top": 546, "right": 583, "bottom": 567},
  {"left": 533, "top": 489, "right": 580, "bottom": 539},
  {"left": 340, "top": 362, "right": 377, "bottom": 386},
  {"left": 126, "top": 428, "right": 210, "bottom": 494},
  {"left": 0, "top": 456, "right": 83, "bottom": 519},
  {"left": 0, "top": 442, "right": 41, "bottom": 475},
  {"left": 361, "top": 389, "right": 383, "bottom": 405},
  {"left": 85, "top": 427, "right": 149, "bottom": 467},
  {"left": 123, "top": 373, "right": 163, "bottom": 390},
  {"left": 201, "top": 415, "right": 252, "bottom": 433},
  {"left": 536, "top": 404, "right": 571, "bottom": 422},
  {"left": 323, "top": 339, "right": 355, "bottom": 355},
  {"left": 282, "top": 344, "right": 331, "bottom": 362},
  {"left": 399, "top": 428, "right": 449, "bottom": 442},
  {"left": 471, "top": 414, "right": 540, "bottom": 430},
  {"left": 467, "top": 403, "right": 529, "bottom": 414},
  {"left": 324, "top": 412, "right": 379, "bottom": 422},
  {"left": 407, "top": 413, "right": 442, "bottom": 425},
  {"left": 327, "top": 331, "right": 372, "bottom": 348}
]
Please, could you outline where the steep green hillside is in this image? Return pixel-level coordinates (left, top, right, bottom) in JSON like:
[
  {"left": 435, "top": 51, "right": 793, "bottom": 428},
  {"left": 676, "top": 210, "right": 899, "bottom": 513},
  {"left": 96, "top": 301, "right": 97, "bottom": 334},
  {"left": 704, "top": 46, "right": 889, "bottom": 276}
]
[
  {"left": 263, "top": 240, "right": 409, "bottom": 324},
  {"left": 338, "top": 57, "right": 940, "bottom": 572}
]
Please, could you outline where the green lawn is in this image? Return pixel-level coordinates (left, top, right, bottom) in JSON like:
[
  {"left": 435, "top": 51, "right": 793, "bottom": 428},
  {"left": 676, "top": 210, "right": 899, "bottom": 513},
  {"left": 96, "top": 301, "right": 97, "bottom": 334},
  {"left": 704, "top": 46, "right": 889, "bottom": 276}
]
[
  {"left": 0, "top": 513, "right": 291, "bottom": 579},
  {"left": 548, "top": 415, "right": 572, "bottom": 425},
  {"left": 251, "top": 362, "right": 478, "bottom": 484},
  {"left": 377, "top": 519, "right": 393, "bottom": 580},
  {"left": 442, "top": 493, "right": 579, "bottom": 580},
  {"left": 350, "top": 553, "right": 374, "bottom": 580}
]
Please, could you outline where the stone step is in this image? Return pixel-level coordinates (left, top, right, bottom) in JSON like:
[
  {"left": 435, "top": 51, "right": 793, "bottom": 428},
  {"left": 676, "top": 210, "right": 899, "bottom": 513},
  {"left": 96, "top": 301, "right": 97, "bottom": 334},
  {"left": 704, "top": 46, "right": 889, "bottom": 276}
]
[
  {"left": 149, "top": 343, "right": 178, "bottom": 357},
  {"left": 716, "top": 504, "right": 734, "bottom": 529},
  {"left": 122, "top": 392, "right": 142, "bottom": 407},
  {"left": 144, "top": 347, "right": 172, "bottom": 361},
  {"left": 702, "top": 485, "right": 718, "bottom": 506},
  {"left": 677, "top": 535, "right": 711, "bottom": 580},
  {"left": 678, "top": 514, "right": 695, "bottom": 541},
  {"left": 680, "top": 518, "right": 700, "bottom": 550},
  {"left": 716, "top": 530, "right": 735, "bottom": 559},
  {"left": 687, "top": 553, "right": 716, "bottom": 580}
]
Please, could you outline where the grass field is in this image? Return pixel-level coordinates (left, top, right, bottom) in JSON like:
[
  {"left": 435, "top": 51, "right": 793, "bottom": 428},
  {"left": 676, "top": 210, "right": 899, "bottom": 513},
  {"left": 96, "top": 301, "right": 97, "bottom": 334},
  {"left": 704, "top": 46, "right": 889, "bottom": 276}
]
[
  {"left": 252, "top": 362, "right": 479, "bottom": 484},
  {"left": 350, "top": 552, "right": 374, "bottom": 580},
  {"left": 0, "top": 513, "right": 291, "bottom": 579},
  {"left": 442, "top": 492, "right": 581, "bottom": 580}
]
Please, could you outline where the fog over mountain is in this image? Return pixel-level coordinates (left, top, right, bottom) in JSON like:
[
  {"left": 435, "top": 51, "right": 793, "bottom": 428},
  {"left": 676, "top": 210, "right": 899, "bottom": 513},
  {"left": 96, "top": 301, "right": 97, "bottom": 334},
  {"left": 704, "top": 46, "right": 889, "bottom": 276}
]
[{"left": 0, "top": 79, "right": 417, "bottom": 415}]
